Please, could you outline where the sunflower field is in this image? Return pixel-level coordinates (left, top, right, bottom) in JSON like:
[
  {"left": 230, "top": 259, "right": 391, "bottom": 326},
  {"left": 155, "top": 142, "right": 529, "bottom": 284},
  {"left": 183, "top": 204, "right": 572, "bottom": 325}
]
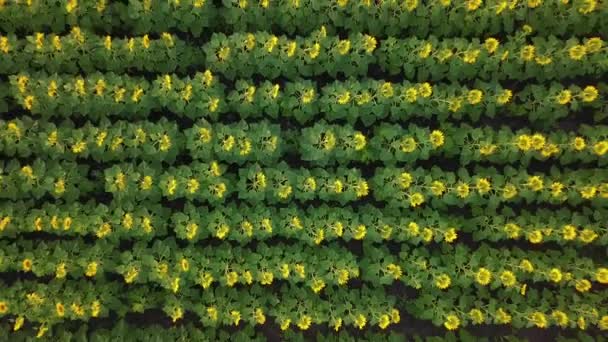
[{"left": 0, "top": 0, "right": 607, "bottom": 341}]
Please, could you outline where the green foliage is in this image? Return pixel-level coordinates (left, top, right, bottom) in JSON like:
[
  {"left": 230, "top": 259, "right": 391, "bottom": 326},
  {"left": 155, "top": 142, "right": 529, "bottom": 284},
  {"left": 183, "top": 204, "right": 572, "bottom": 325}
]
[
  {"left": 10, "top": 73, "right": 606, "bottom": 123},
  {"left": 1, "top": 0, "right": 607, "bottom": 339}
]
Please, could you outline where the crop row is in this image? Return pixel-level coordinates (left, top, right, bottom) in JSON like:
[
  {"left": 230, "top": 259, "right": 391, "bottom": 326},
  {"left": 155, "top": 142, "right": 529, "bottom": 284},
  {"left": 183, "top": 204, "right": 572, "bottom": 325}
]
[
  {"left": 4, "top": 321, "right": 605, "bottom": 341},
  {"left": 9, "top": 73, "right": 607, "bottom": 123},
  {"left": 1, "top": 118, "right": 606, "bottom": 165},
  {"left": 208, "top": 32, "right": 606, "bottom": 81},
  {"left": 2, "top": 159, "right": 606, "bottom": 207},
  {"left": 2, "top": 30, "right": 605, "bottom": 81},
  {"left": 104, "top": 162, "right": 608, "bottom": 207},
  {"left": 0, "top": 0, "right": 604, "bottom": 38},
  {"left": 0, "top": 29, "right": 200, "bottom": 74},
  {"left": 6, "top": 322, "right": 264, "bottom": 342},
  {"left": 409, "top": 286, "right": 607, "bottom": 330},
  {"left": 372, "top": 166, "right": 608, "bottom": 208},
  {"left": 0, "top": 280, "right": 398, "bottom": 331},
  {"left": 2, "top": 238, "right": 607, "bottom": 295},
  {"left": 1, "top": 201, "right": 606, "bottom": 247},
  {"left": 0, "top": 279, "right": 605, "bottom": 332}
]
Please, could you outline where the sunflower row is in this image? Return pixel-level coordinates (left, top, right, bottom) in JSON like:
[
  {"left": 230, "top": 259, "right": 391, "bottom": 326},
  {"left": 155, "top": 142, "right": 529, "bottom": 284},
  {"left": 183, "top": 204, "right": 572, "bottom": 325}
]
[
  {"left": 204, "top": 30, "right": 373, "bottom": 79},
  {"left": 466, "top": 206, "right": 607, "bottom": 245},
  {"left": 10, "top": 72, "right": 224, "bottom": 120},
  {"left": 372, "top": 166, "right": 608, "bottom": 208},
  {"left": 0, "top": 280, "right": 398, "bottom": 331},
  {"left": 0, "top": 239, "right": 361, "bottom": 292},
  {"left": 0, "top": 30, "right": 202, "bottom": 74},
  {"left": 104, "top": 162, "right": 371, "bottom": 204},
  {"left": 0, "top": 202, "right": 458, "bottom": 245},
  {"left": 10, "top": 73, "right": 606, "bottom": 123},
  {"left": 1, "top": 201, "right": 605, "bottom": 246},
  {"left": 0, "top": 0, "right": 216, "bottom": 36},
  {"left": 2, "top": 30, "right": 605, "bottom": 82},
  {"left": 364, "top": 244, "right": 608, "bottom": 293},
  {"left": 0, "top": 201, "right": 168, "bottom": 240},
  {"left": 0, "top": 28, "right": 371, "bottom": 79},
  {"left": 0, "top": 117, "right": 282, "bottom": 164},
  {"left": 8, "top": 323, "right": 263, "bottom": 342},
  {"left": 171, "top": 203, "right": 459, "bottom": 244},
  {"left": 1, "top": 0, "right": 603, "bottom": 38},
  {"left": 206, "top": 32, "right": 606, "bottom": 81},
  {"left": 409, "top": 287, "right": 608, "bottom": 331},
  {"left": 219, "top": 0, "right": 605, "bottom": 38},
  {"left": 0, "top": 258, "right": 606, "bottom": 333},
  {"left": 301, "top": 122, "right": 608, "bottom": 165},
  {"left": 3, "top": 159, "right": 606, "bottom": 206},
  {"left": 3, "top": 118, "right": 606, "bottom": 165},
  {"left": 6, "top": 321, "right": 603, "bottom": 342},
  {"left": 0, "top": 198, "right": 456, "bottom": 245},
  {"left": 0, "top": 117, "right": 182, "bottom": 163},
  {"left": 377, "top": 35, "right": 606, "bottom": 82},
  {"left": 0, "top": 159, "right": 94, "bottom": 201},
  {"left": 3, "top": 239, "right": 606, "bottom": 303}
]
